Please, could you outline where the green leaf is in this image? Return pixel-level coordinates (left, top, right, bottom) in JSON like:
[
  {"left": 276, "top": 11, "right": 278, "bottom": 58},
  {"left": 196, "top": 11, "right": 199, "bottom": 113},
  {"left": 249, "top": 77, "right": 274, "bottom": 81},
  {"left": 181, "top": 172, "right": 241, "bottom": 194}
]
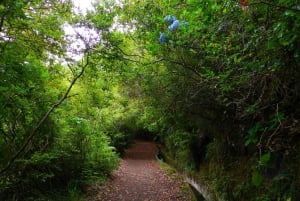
[
  {"left": 259, "top": 152, "right": 271, "bottom": 166},
  {"left": 245, "top": 122, "right": 263, "bottom": 146},
  {"left": 245, "top": 103, "right": 259, "bottom": 113},
  {"left": 252, "top": 170, "right": 263, "bottom": 187}
]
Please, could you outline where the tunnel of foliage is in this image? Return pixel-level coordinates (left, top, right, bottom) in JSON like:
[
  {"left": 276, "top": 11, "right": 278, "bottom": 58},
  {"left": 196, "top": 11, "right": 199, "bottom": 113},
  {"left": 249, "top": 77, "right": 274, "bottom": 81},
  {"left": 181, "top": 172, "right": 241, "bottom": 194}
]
[{"left": 0, "top": 0, "right": 299, "bottom": 200}]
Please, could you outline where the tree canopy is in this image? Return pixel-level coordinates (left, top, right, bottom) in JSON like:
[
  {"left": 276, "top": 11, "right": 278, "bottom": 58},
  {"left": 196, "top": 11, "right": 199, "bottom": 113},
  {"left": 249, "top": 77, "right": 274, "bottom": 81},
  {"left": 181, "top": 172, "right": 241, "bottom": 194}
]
[{"left": 0, "top": 0, "right": 299, "bottom": 200}]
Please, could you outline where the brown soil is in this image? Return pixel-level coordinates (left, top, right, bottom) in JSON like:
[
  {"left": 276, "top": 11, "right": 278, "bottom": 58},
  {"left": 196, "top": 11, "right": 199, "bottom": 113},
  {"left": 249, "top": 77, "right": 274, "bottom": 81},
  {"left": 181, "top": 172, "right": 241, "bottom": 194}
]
[{"left": 85, "top": 141, "right": 192, "bottom": 201}]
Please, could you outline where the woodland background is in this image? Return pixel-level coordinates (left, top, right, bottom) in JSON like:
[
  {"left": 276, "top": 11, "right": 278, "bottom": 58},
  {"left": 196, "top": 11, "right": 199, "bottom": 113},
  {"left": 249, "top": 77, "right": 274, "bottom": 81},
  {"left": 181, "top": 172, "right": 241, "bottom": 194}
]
[{"left": 0, "top": 0, "right": 299, "bottom": 200}]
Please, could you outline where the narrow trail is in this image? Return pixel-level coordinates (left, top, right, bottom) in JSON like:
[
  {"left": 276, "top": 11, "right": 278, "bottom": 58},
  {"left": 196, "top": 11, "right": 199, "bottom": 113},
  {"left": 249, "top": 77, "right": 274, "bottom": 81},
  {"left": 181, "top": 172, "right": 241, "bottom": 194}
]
[{"left": 86, "top": 141, "right": 192, "bottom": 201}]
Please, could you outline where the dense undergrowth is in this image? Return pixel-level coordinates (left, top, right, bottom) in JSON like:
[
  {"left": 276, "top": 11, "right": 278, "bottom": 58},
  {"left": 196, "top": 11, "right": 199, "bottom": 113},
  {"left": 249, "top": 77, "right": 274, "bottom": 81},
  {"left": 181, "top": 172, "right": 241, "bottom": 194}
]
[
  {"left": 0, "top": 0, "right": 299, "bottom": 200},
  {"left": 114, "top": 0, "right": 300, "bottom": 200},
  {"left": 0, "top": 1, "right": 121, "bottom": 200}
]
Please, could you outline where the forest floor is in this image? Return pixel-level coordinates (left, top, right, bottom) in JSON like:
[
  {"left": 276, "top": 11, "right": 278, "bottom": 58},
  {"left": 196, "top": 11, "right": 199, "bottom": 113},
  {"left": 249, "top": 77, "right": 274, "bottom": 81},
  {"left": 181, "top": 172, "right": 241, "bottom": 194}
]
[{"left": 85, "top": 141, "right": 194, "bottom": 201}]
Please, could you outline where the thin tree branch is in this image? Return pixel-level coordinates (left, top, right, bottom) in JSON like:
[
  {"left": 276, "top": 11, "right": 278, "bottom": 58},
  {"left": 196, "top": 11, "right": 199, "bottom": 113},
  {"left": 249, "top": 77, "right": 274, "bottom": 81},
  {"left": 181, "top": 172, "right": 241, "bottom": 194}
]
[
  {"left": 115, "top": 45, "right": 142, "bottom": 58},
  {"left": 0, "top": 52, "right": 90, "bottom": 174},
  {"left": 161, "top": 58, "right": 202, "bottom": 78}
]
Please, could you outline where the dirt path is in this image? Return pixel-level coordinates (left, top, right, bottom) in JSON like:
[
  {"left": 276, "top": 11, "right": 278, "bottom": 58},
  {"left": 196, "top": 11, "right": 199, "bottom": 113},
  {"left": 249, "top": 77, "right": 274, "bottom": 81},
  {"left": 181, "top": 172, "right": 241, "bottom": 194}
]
[{"left": 86, "top": 141, "right": 192, "bottom": 201}]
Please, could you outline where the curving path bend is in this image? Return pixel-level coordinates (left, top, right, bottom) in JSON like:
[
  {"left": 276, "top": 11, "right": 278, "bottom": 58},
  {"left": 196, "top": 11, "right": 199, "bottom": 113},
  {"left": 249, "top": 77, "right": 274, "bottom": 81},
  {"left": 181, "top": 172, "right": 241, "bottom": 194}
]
[{"left": 86, "top": 141, "right": 192, "bottom": 201}]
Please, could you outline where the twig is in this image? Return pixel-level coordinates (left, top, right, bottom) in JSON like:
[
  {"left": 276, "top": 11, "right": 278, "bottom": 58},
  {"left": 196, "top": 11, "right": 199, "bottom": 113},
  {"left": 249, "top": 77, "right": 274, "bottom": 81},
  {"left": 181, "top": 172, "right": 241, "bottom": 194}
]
[
  {"left": 160, "top": 58, "right": 202, "bottom": 78},
  {"left": 0, "top": 52, "right": 90, "bottom": 174},
  {"left": 266, "top": 124, "right": 281, "bottom": 152},
  {"left": 276, "top": 103, "right": 282, "bottom": 125},
  {"left": 256, "top": 127, "right": 268, "bottom": 157}
]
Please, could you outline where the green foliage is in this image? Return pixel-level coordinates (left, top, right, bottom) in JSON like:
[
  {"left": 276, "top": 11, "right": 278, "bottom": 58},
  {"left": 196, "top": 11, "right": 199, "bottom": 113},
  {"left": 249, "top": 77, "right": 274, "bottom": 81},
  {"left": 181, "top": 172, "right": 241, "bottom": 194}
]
[
  {"left": 1, "top": 0, "right": 299, "bottom": 200},
  {"left": 164, "top": 129, "right": 196, "bottom": 170},
  {"left": 0, "top": 0, "right": 120, "bottom": 200},
  {"left": 245, "top": 122, "right": 263, "bottom": 146},
  {"left": 259, "top": 152, "right": 271, "bottom": 167},
  {"left": 251, "top": 170, "right": 263, "bottom": 187},
  {"left": 112, "top": 0, "right": 300, "bottom": 200}
]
